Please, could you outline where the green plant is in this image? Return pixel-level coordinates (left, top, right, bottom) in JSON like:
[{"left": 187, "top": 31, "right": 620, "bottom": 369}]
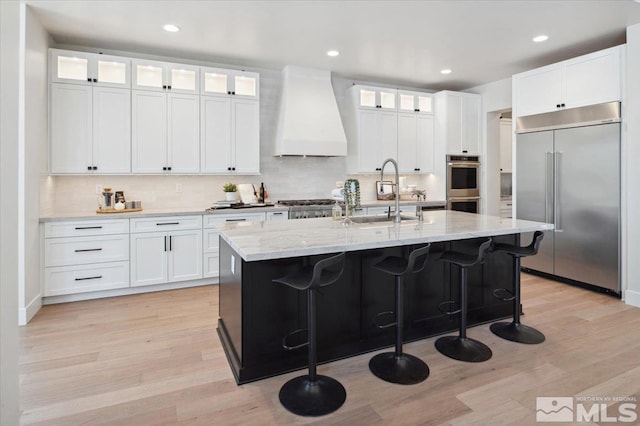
[
  {"left": 223, "top": 182, "right": 237, "bottom": 192},
  {"left": 343, "top": 179, "right": 361, "bottom": 209}
]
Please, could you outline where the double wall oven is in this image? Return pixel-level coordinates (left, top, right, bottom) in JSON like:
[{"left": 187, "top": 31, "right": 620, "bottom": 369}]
[{"left": 446, "top": 155, "right": 480, "bottom": 213}]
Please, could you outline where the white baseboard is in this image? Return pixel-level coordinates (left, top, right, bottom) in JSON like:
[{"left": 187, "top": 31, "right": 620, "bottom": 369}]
[
  {"left": 625, "top": 289, "right": 640, "bottom": 308},
  {"left": 19, "top": 293, "right": 42, "bottom": 325},
  {"left": 42, "top": 278, "right": 218, "bottom": 305}
]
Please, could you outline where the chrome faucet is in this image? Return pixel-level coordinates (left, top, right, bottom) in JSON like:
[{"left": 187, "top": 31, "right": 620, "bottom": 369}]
[{"left": 380, "top": 158, "right": 401, "bottom": 223}]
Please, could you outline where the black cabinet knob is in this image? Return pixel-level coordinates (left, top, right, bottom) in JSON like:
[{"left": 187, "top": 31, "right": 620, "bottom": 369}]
[
  {"left": 163, "top": 85, "right": 167, "bottom": 89},
  {"left": 227, "top": 91, "right": 231, "bottom": 95},
  {"left": 93, "top": 78, "right": 97, "bottom": 83},
  {"left": 556, "top": 104, "right": 560, "bottom": 108},
  {"left": 162, "top": 167, "right": 167, "bottom": 171},
  {"left": 87, "top": 166, "right": 92, "bottom": 171},
  {"left": 232, "top": 167, "right": 236, "bottom": 171},
  {"left": 87, "top": 78, "right": 92, "bottom": 82},
  {"left": 168, "top": 85, "right": 171, "bottom": 90},
  {"left": 167, "top": 167, "right": 172, "bottom": 171},
  {"left": 561, "top": 103, "right": 565, "bottom": 107},
  {"left": 93, "top": 166, "right": 98, "bottom": 170},
  {"left": 232, "top": 91, "right": 235, "bottom": 95},
  {"left": 227, "top": 167, "right": 231, "bottom": 171},
  {"left": 415, "top": 109, "right": 419, "bottom": 112}
]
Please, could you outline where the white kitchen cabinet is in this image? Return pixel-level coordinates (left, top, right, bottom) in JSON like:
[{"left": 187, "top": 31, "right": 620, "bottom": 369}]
[
  {"left": 513, "top": 45, "right": 622, "bottom": 117},
  {"left": 434, "top": 91, "right": 481, "bottom": 155},
  {"left": 132, "top": 59, "right": 199, "bottom": 94},
  {"left": 356, "top": 86, "right": 397, "bottom": 110},
  {"left": 43, "top": 218, "right": 130, "bottom": 296},
  {"left": 132, "top": 90, "right": 199, "bottom": 173},
  {"left": 398, "top": 91, "right": 433, "bottom": 114},
  {"left": 51, "top": 83, "right": 130, "bottom": 174},
  {"left": 397, "top": 113, "right": 434, "bottom": 173},
  {"left": 266, "top": 211, "right": 288, "bottom": 221},
  {"left": 130, "top": 215, "right": 203, "bottom": 287},
  {"left": 350, "top": 108, "right": 397, "bottom": 173},
  {"left": 201, "top": 67, "right": 259, "bottom": 99},
  {"left": 50, "top": 49, "right": 130, "bottom": 88},
  {"left": 202, "top": 213, "right": 265, "bottom": 278},
  {"left": 201, "top": 96, "right": 260, "bottom": 174},
  {"left": 499, "top": 118, "right": 512, "bottom": 173}
]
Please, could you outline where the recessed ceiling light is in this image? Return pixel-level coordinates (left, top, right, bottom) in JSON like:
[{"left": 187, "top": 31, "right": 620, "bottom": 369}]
[
  {"left": 162, "top": 24, "right": 181, "bottom": 33},
  {"left": 533, "top": 34, "right": 549, "bottom": 43},
  {"left": 440, "top": 69, "right": 452, "bottom": 75},
  {"left": 326, "top": 50, "right": 340, "bottom": 57}
]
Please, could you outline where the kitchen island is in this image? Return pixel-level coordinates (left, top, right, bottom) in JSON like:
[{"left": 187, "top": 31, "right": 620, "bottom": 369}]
[{"left": 217, "top": 211, "right": 553, "bottom": 384}]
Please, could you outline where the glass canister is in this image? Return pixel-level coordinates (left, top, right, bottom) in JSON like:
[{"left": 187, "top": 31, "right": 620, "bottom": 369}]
[{"left": 332, "top": 201, "right": 342, "bottom": 220}]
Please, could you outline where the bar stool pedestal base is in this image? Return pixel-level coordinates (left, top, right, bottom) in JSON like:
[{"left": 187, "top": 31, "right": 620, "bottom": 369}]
[
  {"left": 279, "top": 375, "right": 346, "bottom": 417},
  {"left": 490, "top": 322, "right": 545, "bottom": 344},
  {"left": 435, "top": 336, "right": 493, "bottom": 363},
  {"left": 369, "top": 352, "right": 430, "bottom": 385}
]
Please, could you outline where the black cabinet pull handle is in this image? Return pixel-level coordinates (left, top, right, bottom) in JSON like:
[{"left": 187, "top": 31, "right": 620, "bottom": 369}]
[
  {"left": 561, "top": 103, "right": 565, "bottom": 107},
  {"left": 225, "top": 218, "right": 246, "bottom": 222},
  {"left": 92, "top": 166, "right": 97, "bottom": 170},
  {"left": 272, "top": 212, "right": 283, "bottom": 215},
  {"left": 75, "top": 275, "right": 102, "bottom": 281},
  {"left": 93, "top": 78, "right": 97, "bottom": 83},
  {"left": 156, "top": 222, "right": 179, "bottom": 226},
  {"left": 87, "top": 78, "right": 92, "bottom": 82},
  {"left": 415, "top": 108, "right": 419, "bottom": 112},
  {"left": 163, "top": 85, "right": 167, "bottom": 89},
  {"left": 164, "top": 235, "right": 167, "bottom": 252},
  {"left": 75, "top": 226, "right": 102, "bottom": 230},
  {"left": 556, "top": 104, "right": 560, "bottom": 108},
  {"left": 87, "top": 166, "right": 92, "bottom": 170},
  {"left": 74, "top": 248, "right": 102, "bottom": 253},
  {"left": 168, "top": 85, "right": 172, "bottom": 90},
  {"left": 169, "top": 235, "right": 172, "bottom": 251},
  {"left": 462, "top": 150, "right": 468, "bottom": 153}
]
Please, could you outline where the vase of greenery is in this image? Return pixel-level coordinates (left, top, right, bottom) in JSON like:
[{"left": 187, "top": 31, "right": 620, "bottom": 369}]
[{"left": 223, "top": 183, "right": 238, "bottom": 201}]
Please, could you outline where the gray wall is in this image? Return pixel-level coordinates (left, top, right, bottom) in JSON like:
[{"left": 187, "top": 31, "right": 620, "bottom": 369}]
[{"left": 1, "top": 0, "right": 21, "bottom": 423}]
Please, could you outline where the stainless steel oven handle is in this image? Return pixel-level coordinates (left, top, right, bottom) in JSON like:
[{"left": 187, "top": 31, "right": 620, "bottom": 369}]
[
  {"left": 447, "top": 162, "right": 480, "bottom": 167},
  {"left": 545, "top": 152, "right": 551, "bottom": 223}
]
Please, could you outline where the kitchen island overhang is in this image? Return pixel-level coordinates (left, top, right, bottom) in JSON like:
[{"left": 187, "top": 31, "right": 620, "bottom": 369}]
[{"left": 217, "top": 211, "right": 553, "bottom": 384}]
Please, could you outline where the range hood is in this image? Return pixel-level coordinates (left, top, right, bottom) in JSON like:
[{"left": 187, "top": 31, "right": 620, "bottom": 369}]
[{"left": 274, "top": 66, "right": 347, "bottom": 156}]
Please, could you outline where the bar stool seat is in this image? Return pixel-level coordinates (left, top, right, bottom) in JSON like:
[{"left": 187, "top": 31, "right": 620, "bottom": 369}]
[
  {"left": 490, "top": 231, "right": 546, "bottom": 344},
  {"left": 273, "top": 252, "right": 346, "bottom": 417},
  {"left": 435, "top": 239, "right": 493, "bottom": 363},
  {"left": 369, "top": 244, "right": 431, "bottom": 385}
]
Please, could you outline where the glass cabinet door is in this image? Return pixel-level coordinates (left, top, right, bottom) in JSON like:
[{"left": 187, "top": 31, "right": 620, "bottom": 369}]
[
  {"left": 398, "top": 91, "right": 432, "bottom": 114},
  {"left": 358, "top": 87, "right": 396, "bottom": 110},
  {"left": 359, "top": 89, "right": 377, "bottom": 108},
  {"left": 232, "top": 72, "right": 259, "bottom": 98},
  {"left": 132, "top": 60, "right": 165, "bottom": 91},
  {"left": 201, "top": 68, "right": 229, "bottom": 96},
  {"left": 379, "top": 91, "right": 396, "bottom": 110},
  {"left": 417, "top": 95, "right": 432, "bottom": 113},
  {"left": 51, "top": 50, "right": 130, "bottom": 87},
  {"left": 167, "top": 64, "right": 199, "bottom": 93}
]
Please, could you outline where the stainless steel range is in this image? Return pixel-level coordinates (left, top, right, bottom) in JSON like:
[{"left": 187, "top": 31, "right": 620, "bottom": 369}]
[{"left": 277, "top": 199, "right": 338, "bottom": 219}]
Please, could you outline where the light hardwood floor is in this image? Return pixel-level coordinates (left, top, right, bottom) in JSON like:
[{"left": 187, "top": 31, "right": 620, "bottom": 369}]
[{"left": 20, "top": 274, "right": 640, "bottom": 425}]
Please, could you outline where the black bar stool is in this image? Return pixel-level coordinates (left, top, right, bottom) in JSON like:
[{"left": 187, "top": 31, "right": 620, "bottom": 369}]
[
  {"left": 435, "top": 239, "right": 493, "bottom": 363},
  {"left": 490, "top": 231, "right": 546, "bottom": 344},
  {"left": 273, "top": 251, "right": 347, "bottom": 417},
  {"left": 369, "top": 244, "right": 431, "bottom": 385}
]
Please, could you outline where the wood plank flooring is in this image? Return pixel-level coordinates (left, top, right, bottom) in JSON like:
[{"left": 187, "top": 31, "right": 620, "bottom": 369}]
[{"left": 19, "top": 274, "right": 640, "bottom": 425}]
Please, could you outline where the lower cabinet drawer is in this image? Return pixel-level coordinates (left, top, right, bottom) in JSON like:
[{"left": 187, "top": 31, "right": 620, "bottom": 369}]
[
  {"left": 44, "top": 261, "right": 129, "bottom": 296},
  {"left": 44, "top": 234, "right": 129, "bottom": 267},
  {"left": 204, "top": 253, "right": 219, "bottom": 278}
]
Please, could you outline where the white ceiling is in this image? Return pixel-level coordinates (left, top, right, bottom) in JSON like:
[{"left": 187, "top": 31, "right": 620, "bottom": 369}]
[{"left": 26, "top": 0, "right": 640, "bottom": 91}]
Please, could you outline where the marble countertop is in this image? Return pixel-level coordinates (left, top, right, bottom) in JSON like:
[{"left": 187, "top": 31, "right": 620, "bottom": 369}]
[
  {"left": 219, "top": 210, "right": 554, "bottom": 261},
  {"left": 39, "top": 205, "right": 289, "bottom": 222},
  {"left": 38, "top": 199, "right": 446, "bottom": 222}
]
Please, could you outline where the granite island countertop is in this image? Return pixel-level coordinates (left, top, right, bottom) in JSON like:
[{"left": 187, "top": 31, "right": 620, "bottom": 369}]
[{"left": 219, "top": 210, "right": 553, "bottom": 261}]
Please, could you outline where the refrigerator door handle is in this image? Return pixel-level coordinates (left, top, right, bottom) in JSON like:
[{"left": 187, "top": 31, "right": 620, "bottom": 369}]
[
  {"left": 545, "top": 152, "right": 552, "bottom": 223},
  {"left": 554, "top": 151, "right": 563, "bottom": 232}
]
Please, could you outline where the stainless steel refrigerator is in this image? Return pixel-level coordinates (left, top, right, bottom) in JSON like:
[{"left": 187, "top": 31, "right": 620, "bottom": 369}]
[{"left": 515, "top": 102, "right": 620, "bottom": 294}]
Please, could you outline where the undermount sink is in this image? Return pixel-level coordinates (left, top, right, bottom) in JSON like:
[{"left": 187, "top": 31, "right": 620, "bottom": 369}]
[{"left": 349, "top": 215, "right": 417, "bottom": 224}]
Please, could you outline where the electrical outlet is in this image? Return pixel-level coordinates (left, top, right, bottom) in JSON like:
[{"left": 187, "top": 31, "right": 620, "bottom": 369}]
[
  {"left": 176, "top": 183, "right": 182, "bottom": 193},
  {"left": 96, "top": 184, "right": 103, "bottom": 194}
]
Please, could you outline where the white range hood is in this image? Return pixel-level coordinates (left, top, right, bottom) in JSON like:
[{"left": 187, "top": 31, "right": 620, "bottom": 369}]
[{"left": 274, "top": 66, "right": 347, "bottom": 156}]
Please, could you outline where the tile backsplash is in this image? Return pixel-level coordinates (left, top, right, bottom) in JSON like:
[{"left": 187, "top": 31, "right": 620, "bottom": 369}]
[{"left": 40, "top": 66, "right": 443, "bottom": 215}]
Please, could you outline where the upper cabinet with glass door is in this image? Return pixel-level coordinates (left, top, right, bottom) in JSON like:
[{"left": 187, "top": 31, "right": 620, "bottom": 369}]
[
  {"left": 200, "top": 67, "right": 259, "bottom": 99},
  {"left": 398, "top": 91, "right": 433, "bottom": 115},
  {"left": 355, "top": 86, "right": 396, "bottom": 110},
  {"left": 132, "top": 59, "right": 200, "bottom": 94},
  {"left": 51, "top": 49, "right": 130, "bottom": 88}
]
